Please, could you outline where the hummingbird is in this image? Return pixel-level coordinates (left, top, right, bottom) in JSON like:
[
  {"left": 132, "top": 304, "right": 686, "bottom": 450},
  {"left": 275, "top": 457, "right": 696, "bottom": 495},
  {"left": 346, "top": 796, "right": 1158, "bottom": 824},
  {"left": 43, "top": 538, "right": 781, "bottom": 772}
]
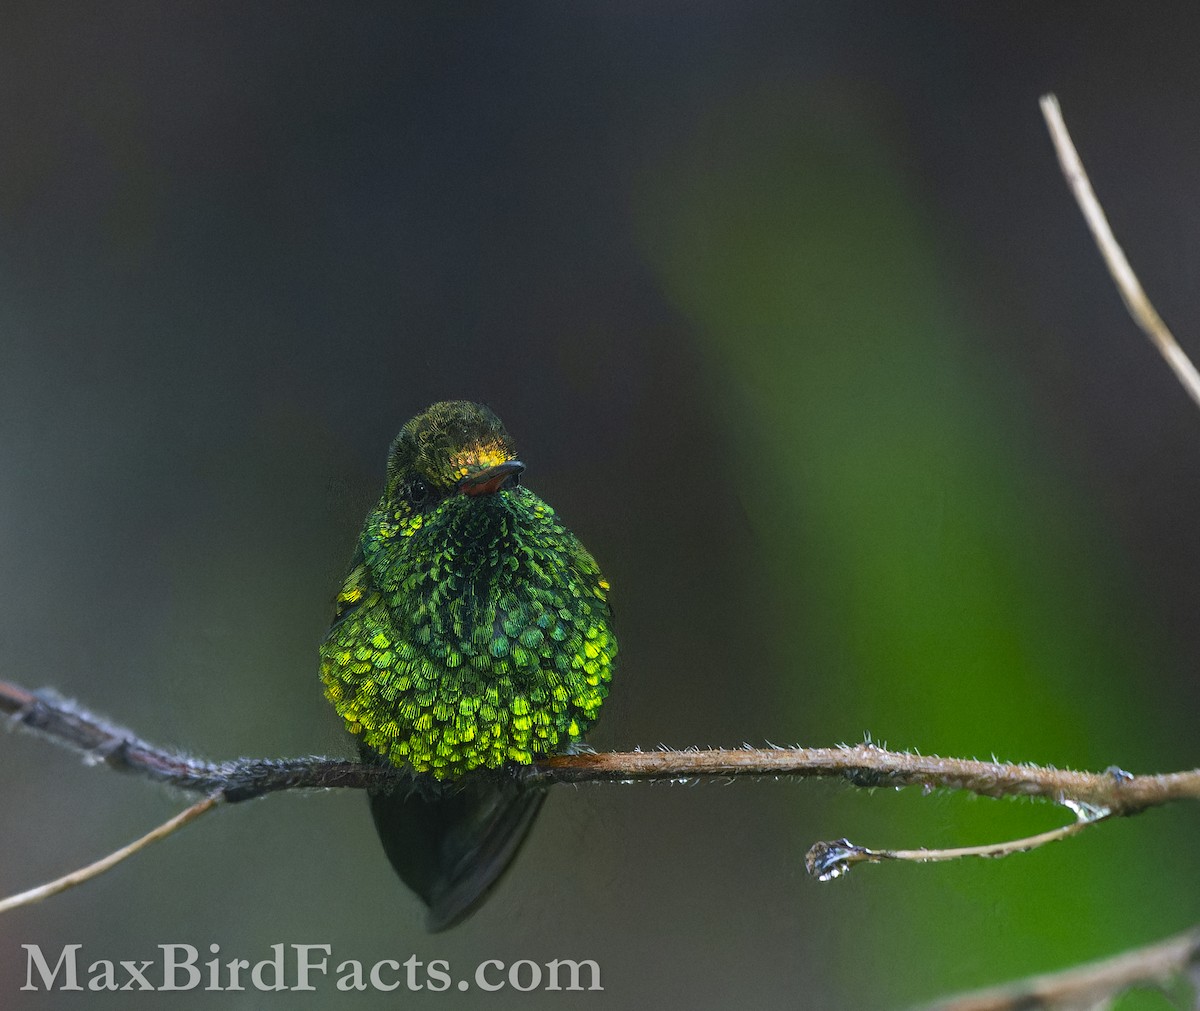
[{"left": 320, "top": 401, "right": 616, "bottom": 930}]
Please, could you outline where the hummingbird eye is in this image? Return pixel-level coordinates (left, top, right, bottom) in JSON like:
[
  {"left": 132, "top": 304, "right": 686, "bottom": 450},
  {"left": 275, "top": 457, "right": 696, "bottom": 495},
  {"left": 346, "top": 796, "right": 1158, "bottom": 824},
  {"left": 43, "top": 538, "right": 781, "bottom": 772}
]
[{"left": 406, "top": 477, "right": 430, "bottom": 507}]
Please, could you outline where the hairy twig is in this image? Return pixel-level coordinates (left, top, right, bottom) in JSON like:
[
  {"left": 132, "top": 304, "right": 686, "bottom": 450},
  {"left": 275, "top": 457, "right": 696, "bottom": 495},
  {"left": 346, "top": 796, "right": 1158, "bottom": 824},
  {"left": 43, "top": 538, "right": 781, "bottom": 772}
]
[
  {"left": 4, "top": 677, "right": 1199, "bottom": 828},
  {"left": 15, "top": 674, "right": 1181, "bottom": 912}
]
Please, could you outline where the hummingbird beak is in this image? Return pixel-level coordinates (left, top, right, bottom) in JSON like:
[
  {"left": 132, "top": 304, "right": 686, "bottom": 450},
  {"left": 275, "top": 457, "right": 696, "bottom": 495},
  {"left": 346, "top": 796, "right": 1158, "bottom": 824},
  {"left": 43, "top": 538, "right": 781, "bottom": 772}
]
[{"left": 456, "top": 460, "right": 525, "bottom": 497}]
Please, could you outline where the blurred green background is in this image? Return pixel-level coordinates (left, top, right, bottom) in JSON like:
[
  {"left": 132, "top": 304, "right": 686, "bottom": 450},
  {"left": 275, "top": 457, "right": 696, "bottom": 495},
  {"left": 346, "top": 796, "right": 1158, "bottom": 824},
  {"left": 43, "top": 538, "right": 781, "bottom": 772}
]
[{"left": 2, "top": 4, "right": 1200, "bottom": 1008}]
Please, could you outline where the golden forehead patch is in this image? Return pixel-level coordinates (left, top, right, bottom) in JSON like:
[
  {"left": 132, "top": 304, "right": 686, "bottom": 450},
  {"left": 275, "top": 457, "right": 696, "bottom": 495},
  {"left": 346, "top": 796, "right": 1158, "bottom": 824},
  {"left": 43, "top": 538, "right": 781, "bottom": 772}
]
[{"left": 448, "top": 440, "right": 513, "bottom": 480}]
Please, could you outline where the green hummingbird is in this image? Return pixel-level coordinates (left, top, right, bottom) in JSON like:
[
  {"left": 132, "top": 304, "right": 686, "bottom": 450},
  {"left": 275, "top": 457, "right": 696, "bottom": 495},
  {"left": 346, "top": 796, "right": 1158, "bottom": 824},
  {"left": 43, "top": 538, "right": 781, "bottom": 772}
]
[{"left": 321, "top": 401, "right": 616, "bottom": 930}]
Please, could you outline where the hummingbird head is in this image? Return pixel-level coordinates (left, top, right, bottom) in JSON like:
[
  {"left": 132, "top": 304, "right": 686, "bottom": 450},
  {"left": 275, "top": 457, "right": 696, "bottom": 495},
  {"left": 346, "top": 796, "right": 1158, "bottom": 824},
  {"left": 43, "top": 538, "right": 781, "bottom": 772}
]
[{"left": 384, "top": 401, "right": 524, "bottom": 513}]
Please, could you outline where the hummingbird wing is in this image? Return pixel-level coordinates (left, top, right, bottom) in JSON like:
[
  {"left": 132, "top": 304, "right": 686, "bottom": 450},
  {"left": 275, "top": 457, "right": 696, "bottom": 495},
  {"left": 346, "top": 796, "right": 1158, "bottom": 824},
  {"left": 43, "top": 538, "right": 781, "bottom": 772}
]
[
  {"left": 327, "top": 550, "right": 374, "bottom": 631},
  {"left": 331, "top": 547, "right": 550, "bottom": 930},
  {"left": 425, "top": 777, "right": 547, "bottom": 932},
  {"left": 364, "top": 763, "right": 547, "bottom": 932}
]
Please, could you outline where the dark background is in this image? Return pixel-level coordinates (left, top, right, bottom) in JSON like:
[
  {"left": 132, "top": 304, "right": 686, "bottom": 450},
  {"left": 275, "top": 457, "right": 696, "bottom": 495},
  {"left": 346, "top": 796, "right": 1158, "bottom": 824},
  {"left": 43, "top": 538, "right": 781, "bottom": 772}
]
[{"left": 3, "top": 5, "right": 1200, "bottom": 1008}]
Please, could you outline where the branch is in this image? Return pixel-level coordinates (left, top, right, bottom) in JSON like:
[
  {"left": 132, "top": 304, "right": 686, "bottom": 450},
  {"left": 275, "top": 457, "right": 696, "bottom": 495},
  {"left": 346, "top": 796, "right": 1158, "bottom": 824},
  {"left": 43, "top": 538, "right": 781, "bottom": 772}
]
[
  {"left": 806, "top": 804, "right": 1108, "bottom": 882},
  {"left": 20, "top": 676, "right": 1175, "bottom": 910},
  {"left": 927, "top": 923, "right": 1200, "bottom": 1011},
  {"left": 0, "top": 793, "right": 220, "bottom": 914},
  {"left": 5, "top": 677, "right": 1199, "bottom": 836},
  {"left": 1040, "top": 93, "right": 1200, "bottom": 407}
]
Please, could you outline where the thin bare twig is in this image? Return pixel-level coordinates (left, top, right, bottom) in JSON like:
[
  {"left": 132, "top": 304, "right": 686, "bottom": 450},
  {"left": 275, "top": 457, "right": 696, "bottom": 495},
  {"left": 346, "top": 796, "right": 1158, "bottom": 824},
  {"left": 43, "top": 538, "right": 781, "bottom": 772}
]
[
  {"left": 927, "top": 923, "right": 1200, "bottom": 1011},
  {"left": 806, "top": 803, "right": 1109, "bottom": 882},
  {"left": 1040, "top": 93, "right": 1200, "bottom": 408},
  {"left": 928, "top": 92, "right": 1200, "bottom": 1011},
  {"left": 0, "top": 792, "right": 221, "bottom": 914}
]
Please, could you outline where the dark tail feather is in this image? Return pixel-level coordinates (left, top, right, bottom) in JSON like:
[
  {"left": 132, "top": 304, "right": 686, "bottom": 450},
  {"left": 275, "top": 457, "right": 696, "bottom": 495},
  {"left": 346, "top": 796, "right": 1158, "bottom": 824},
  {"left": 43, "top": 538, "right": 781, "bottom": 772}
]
[{"left": 366, "top": 769, "right": 546, "bottom": 932}]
